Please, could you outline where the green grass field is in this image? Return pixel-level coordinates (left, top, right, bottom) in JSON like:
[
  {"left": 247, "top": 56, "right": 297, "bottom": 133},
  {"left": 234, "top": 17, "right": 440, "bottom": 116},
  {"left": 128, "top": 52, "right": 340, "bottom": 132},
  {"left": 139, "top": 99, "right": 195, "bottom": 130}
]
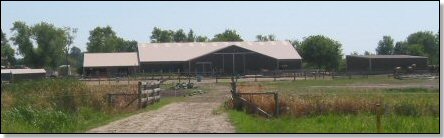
[{"left": 229, "top": 77, "right": 439, "bottom": 133}]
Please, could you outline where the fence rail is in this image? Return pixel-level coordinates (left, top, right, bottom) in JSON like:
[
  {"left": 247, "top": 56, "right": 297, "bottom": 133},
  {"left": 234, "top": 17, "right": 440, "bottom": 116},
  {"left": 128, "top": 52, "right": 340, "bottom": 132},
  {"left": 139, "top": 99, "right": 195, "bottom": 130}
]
[
  {"left": 138, "top": 81, "right": 161, "bottom": 108},
  {"left": 230, "top": 77, "right": 279, "bottom": 118}
]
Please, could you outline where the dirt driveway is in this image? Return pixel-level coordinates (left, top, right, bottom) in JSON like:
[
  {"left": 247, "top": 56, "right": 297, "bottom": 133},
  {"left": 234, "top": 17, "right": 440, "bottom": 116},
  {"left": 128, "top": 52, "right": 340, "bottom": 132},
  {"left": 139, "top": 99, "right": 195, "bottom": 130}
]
[{"left": 88, "top": 83, "right": 235, "bottom": 133}]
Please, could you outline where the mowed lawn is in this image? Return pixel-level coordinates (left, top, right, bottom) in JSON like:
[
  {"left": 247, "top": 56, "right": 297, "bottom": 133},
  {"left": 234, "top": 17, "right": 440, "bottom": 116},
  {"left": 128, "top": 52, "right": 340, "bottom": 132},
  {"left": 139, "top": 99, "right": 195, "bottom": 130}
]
[{"left": 229, "top": 76, "right": 439, "bottom": 133}]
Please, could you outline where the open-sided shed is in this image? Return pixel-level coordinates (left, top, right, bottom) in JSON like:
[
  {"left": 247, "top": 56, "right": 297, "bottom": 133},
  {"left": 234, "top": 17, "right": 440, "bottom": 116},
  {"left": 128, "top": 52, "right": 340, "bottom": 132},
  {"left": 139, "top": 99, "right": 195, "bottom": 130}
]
[
  {"left": 1, "top": 69, "right": 46, "bottom": 82},
  {"left": 346, "top": 55, "right": 428, "bottom": 73}
]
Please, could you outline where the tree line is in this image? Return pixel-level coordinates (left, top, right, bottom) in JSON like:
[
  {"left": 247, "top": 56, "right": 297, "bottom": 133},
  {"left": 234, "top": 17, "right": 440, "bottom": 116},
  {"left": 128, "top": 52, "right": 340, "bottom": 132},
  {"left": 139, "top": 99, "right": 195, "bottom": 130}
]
[{"left": 1, "top": 21, "right": 439, "bottom": 73}]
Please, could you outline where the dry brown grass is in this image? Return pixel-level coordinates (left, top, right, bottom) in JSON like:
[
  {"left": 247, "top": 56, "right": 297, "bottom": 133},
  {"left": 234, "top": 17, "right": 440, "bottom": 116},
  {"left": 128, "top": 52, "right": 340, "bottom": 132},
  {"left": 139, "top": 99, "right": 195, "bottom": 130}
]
[{"left": 235, "top": 83, "right": 381, "bottom": 117}]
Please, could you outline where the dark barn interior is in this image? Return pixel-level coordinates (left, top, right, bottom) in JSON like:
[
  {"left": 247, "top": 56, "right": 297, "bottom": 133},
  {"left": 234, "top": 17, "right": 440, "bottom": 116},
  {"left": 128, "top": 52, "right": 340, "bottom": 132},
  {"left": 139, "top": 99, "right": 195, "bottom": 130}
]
[{"left": 85, "top": 66, "right": 138, "bottom": 77}]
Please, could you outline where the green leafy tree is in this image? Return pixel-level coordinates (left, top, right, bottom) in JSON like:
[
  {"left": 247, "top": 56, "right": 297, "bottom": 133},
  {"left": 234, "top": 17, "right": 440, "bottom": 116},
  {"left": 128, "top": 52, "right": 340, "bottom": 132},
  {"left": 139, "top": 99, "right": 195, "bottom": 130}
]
[
  {"left": 11, "top": 22, "right": 71, "bottom": 69},
  {"left": 256, "top": 34, "right": 276, "bottom": 41},
  {"left": 212, "top": 29, "right": 243, "bottom": 42},
  {"left": 406, "top": 31, "right": 438, "bottom": 64},
  {"left": 1, "top": 29, "right": 15, "bottom": 67},
  {"left": 299, "top": 35, "right": 343, "bottom": 71},
  {"left": 187, "top": 29, "right": 195, "bottom": 42},
  {"left": 173, "top": 29, "right": 187, "bottom": 42},
  {"left": 375, "top": 36, "right": 394, "bottom": 55},
  {"left": 406, "top": 44, "right": 425, "bottom": 56},
  {"left": 150, "top": 27, "right": 174, "bottom": 43},
  {"left": 87, "top": 26, "right": 137, "bottom": 53},
  {"left": 393, "top": 41, "right": 408, "bottom": 54},
  {"left": 10, "top": 22, "right": 35, "bottom": 67},
  {"left": 196, "top": 36, "right": 209, "bottom": 42}
]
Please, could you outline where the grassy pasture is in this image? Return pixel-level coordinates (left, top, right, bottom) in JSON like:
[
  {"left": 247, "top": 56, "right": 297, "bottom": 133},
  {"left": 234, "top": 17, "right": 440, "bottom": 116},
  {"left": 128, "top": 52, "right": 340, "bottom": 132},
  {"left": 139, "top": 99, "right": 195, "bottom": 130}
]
[{"left": 229, "top": 77, "right": 439, "bottom": 133}]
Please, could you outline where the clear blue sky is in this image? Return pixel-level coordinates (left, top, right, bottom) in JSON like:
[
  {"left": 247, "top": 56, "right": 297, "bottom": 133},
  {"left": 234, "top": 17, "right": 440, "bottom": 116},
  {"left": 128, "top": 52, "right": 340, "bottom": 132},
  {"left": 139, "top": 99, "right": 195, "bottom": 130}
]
[{"left": 1, "top": 1, "right": 439, "bottom": 55}]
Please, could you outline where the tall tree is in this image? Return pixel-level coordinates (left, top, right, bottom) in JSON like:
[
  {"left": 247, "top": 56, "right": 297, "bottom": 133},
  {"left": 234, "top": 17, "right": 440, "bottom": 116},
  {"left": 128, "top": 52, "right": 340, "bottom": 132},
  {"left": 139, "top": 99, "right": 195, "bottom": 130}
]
[
  {"left": 393, "top": 41, "right": 408, "bottom": 54},
  {"left": 299, "top": 35, "right": 343, "bottom": 71},
  {"left": 10, "top": 22, "right": 35, "bottom": 67},
  {"left": 375, "top": 36, "right": 394, "bottom": 55},
  {"left": 87, "top": 26, "right": 118, "bottom": 53},
  {"left": 68, "top": 46, "right": 82, "bottom": 68},
  {"left": 187, "top": 29, "right": 195, "bottom": 42},
  {"left": 87, "top": 26, "right": 136, "bottom": 53},
  {"left": 11, "top": 22, "right": 71, "bottom": 69},
  {"left": 173, "top": 29, "right": 187, "bottom": 42},
  {"left": 212, "top": 29, "right": 243, "bottom": 42},
  {"left": 1, "top": 29, "right": 15, "bottom": 67},
  {"left": 150, "top": 27, "right": 174, "bottom": 43},
  {"left": 406, "top": 31, "right": 438, "bottom": 64}
]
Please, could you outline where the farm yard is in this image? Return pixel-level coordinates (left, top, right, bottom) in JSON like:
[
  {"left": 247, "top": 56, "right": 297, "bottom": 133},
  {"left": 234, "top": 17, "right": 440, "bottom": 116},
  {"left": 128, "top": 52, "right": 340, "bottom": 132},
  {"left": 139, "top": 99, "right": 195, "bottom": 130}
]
[{"left": 1, "top": 74, "right": 439, "bottom": 133}]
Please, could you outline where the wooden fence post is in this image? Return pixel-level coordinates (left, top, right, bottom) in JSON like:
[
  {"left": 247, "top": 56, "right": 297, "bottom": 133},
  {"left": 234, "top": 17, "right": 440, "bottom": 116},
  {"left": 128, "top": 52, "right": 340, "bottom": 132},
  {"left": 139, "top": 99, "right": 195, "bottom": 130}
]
[
  {"left": 254, "top": 74, "right": 257, "bottom": 82},
  {"left": 138, "top": 82, "right": 142, "bottom": 109},
  {"left": 293, "top": 72, "right": 296, "bottom": 81},
  {"left": 274, "top": 92, "right": 279, "bottom": 117},
  {"left": 376, "top": 103, "right": 383, "bottom": 133},
  {"left": 304, "top": 71, "right": 307, "bottom": 80}
]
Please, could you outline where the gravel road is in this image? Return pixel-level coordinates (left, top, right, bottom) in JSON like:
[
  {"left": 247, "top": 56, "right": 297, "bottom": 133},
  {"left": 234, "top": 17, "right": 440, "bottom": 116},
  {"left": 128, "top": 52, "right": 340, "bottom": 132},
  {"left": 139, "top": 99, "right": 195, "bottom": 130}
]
[{"left": 88, "top": 84, "right": 235, "bottom": 133}]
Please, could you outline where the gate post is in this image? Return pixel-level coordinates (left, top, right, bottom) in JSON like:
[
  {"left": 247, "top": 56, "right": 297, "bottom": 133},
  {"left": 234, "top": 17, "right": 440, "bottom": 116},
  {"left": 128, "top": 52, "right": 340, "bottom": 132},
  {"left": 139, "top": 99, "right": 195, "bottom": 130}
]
[{"left": 274, "top": 92, "right": 279, "bottom": 117}]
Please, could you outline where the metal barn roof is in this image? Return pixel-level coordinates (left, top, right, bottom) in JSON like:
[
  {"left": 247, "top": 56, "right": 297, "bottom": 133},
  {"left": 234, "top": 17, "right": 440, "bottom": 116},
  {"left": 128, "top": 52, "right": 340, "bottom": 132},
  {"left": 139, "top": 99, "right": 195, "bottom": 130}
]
[
  {"left": 83, "top": 52, "right": 139, "bottom": 68},
  {"left": 1, "top": 69, "right": 46, "bottom": 74},
  {"left": 137, "top": 41, "right": 302, "bottom": 62}
]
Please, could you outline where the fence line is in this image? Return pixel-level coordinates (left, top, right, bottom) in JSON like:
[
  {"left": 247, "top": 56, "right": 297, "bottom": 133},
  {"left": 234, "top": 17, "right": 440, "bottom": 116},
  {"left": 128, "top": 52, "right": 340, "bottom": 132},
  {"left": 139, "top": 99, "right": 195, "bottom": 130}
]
[{"left": 229, "top": 76, "right": 279, "bottom": 118}]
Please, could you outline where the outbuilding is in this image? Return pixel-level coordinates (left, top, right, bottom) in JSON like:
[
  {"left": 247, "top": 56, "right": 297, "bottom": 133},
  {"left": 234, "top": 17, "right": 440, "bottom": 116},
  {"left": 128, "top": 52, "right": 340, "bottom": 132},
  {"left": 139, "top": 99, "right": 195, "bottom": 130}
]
[
  {"left": 83, "top": 52, "right": 139, "bottom": 77},
  {"left": 1, "top": 69, "right": 47, "bottom": 82},
  {"left": 346, "top": 55, "right": 428, "bottom": 73},
  {"left": 137, "top": 41, "right": 302, "bottom": 75}
]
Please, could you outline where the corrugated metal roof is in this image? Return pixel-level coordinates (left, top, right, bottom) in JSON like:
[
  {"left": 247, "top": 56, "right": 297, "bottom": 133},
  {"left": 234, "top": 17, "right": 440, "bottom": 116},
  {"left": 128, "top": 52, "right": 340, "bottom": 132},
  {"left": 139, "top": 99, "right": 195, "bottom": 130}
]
[
  {"left": 347, "top": 55, "right": 428, "bottom": 59},
  {"left": 83, "top": 52, "right": 139, "bottom": 67},
  {"left": 1, "top": 69, "right": 46, "bottom": 74},
  {"left": 138, "top": 41, "right": 301, "bottom": 62}
]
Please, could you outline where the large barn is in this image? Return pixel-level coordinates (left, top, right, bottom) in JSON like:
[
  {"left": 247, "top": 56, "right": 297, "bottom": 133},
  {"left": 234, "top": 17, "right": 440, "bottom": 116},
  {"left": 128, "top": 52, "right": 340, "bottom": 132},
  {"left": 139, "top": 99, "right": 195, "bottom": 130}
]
[
  {"left": 83, "top": 52, "right": 139, "bottom": 77},
  {"left": 346, "top": 55, "right": 428, "bottom": 73},
  {"left": 137, "top": 41, "right": 302, "bottom": 75}
]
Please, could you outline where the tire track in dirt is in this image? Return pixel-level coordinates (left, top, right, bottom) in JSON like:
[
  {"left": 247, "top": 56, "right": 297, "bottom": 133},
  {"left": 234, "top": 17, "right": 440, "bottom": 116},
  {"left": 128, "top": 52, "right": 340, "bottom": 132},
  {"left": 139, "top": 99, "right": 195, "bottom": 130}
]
[{"left": 88, "top": 84, "right": 235, "bottom": 133}]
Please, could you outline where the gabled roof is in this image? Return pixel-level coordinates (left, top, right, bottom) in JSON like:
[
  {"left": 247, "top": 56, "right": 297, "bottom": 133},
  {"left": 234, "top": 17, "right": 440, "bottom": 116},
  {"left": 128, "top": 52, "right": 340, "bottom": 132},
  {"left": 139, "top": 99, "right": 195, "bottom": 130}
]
[
  {"left": 137, "top": 41, "right": 301, "bottom": 62},
  {"left": 83, "top": 52, "right": 139, "bottom": 67},
  {"left": 1, "top": 69, "right": 46, "bottom": 74},
  {"left": 347, "top": 55, "right": 428, "bottom": 59}
]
